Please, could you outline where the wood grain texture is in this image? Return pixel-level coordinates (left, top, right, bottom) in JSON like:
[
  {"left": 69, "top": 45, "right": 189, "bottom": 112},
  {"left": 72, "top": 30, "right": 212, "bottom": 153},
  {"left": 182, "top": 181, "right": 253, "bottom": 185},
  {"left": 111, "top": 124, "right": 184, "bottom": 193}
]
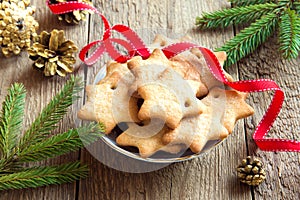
[
  {"left": 79, "top": 1, "right": 251, "bottom": 200},
  {"left": 238, "top": 35, "right": 300, "bottom": 200},
  {"left": 0, "top": 0, "right": 299, "bottom": 200},
  {"left": 0, "top": 0, "right": 89, "bottom": 199}
]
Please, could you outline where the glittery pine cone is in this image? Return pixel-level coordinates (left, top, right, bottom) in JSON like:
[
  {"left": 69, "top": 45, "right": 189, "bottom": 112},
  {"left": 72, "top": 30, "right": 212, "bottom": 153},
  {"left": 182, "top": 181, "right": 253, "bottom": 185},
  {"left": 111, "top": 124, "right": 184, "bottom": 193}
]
[
  {"left": 50, "top": 0, "right": 93, "bottom": 24},
  {"left": 0, "top": 0, "right": 39, "bottom": 57},
  {"left": 28, "top": 29, "right": 78, "bottom": 77},
  {"left": 237, "top": 156, "right": 266, "bottom": 186}
]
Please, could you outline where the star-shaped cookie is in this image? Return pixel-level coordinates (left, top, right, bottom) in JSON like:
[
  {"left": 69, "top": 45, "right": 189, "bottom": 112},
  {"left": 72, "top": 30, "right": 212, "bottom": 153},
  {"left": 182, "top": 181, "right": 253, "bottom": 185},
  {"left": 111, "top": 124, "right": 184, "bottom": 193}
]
[
  {"left": 104, "top": 61, "right": 131, "bottom": 78},
  {"left": 78, "top": 71, "right": 139, "bottom": 134},
  {"left": 150, "top": 34, "right": 234, "bottom": 89},
  {"left": 128, "top": 49, "right": 206, "bottom": 129},
  {"left": 116, "top": 120, "right": 184, "bottom": 158},
  {"left": 163, "top": 87, "right": 254, "bottom": 153},
  {"left": 220, "top": 88, "right": 255, "bottom": 133}
]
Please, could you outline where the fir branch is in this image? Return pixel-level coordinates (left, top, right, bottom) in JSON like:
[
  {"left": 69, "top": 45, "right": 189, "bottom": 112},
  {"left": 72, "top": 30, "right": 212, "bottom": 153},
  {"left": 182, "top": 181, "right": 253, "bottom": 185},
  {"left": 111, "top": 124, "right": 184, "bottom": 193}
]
[
  {"left": 196, "top": 3, "right": 278, "bottom": 29},
  {"left": 228, "top": 0, "right": 275, "bottom": 7},
  {"left": 279, "top": 9, "right": 300, "bottom": 59},
  {"left": 195, "top": 0, "right": 300, "bottom": 65},
  {"left": 278, "top": 0, "right": 294, "bottom": 6},
  {"left": 0, "top": 76, "right": 102, "bottom": 191},
  {"left": 0, "top": 162, "right": 88, "bottom": 190},
  {"left": 294, "top": 2, "right": 300, "bottom": 15},
  {"left": 0, "top": 83, "right": 26, "bottom": 158},
  {"left": 215, "top": 12, "right": 278, "bottom": 66},
  {"left": 19, "top": 76, "right": 83, "bottom": 151},
  {"left": 17, "top": 123, "right": 104, "bottom": 163}
]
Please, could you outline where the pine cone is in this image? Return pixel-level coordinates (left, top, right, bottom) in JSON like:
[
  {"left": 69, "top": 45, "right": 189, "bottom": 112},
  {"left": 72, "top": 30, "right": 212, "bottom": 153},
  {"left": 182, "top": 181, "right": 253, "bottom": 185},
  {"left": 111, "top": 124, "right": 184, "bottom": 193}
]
[
  {"left": 0, "top": 0, "right": 39, "bottom": 57},
  {"left": 50, "top": 0, "right": 93, "bottom": 24},
  {"left": 237, "top": 156, "right": 266, "bottom": 186},
  {"left": 28, "top": 29, "right": 78, "bottom": 77}
]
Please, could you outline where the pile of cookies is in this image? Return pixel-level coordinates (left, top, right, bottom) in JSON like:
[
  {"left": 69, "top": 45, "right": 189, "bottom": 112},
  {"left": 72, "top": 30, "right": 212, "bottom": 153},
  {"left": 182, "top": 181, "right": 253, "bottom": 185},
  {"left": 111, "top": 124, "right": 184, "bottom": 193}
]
[{"left": 78, "top": 35, "right": 254, "bottom": 158}]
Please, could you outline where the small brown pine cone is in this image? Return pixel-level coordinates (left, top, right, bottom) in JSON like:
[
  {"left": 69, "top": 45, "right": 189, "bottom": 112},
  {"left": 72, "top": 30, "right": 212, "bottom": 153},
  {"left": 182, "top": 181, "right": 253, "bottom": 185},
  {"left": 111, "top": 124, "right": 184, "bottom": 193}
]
[
  {"left": 28, "top": 29, "right": 78, "bottom": 77},
  {"left": 237, "top": 156, "right": 266, "bottom": 186},
  {"left": 0, "top": 0, "right": 39, "bottom": 57},
  {"left": 49, "top": 0, "right": 93, "bottom": 24}
]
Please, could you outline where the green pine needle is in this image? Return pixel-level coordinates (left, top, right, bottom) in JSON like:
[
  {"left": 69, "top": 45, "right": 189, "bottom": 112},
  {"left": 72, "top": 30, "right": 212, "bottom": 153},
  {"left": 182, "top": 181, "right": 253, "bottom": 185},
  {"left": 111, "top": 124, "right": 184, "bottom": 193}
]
[
  {"left": 195, "top": 0, "right": 300, "bottom": 66},
  {"left": 215, "top": 12, "right": 278, "bottom": 66},
  {"left": 294, "top": 2, "right": 300, "bottom": 15},
  {"left": 19, "top": 76, "right": 83, "bottom": 151},
  {"left": 0, "top": 83, "right": 26, "bottom": 158},
  {"left": 228, "top": 0, "right": 275, "bottom": 7},
  {"left": 0, "top": 75, "right": 104, "bottom": 191},
  {"left": 196, "top": 3, "right": 278, "bottom": 29},
  {"left": 17, "top": 123, "right": 104, "bottom": 163},
  {"left": 0, "top": 162, "right": 88, "bottom": 190},
  {"left": 279, "top": 9, "right": 300, "bottom": 59}
]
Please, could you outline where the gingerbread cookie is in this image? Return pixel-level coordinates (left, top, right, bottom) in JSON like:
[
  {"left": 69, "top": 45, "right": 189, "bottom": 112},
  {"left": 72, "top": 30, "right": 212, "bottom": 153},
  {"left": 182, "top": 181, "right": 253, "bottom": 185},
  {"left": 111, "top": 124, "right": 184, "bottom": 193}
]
[
  {"left": 219, "top": 88, "right": 255, "bottom": 133},
  {"left": 78, "top": 34, "right": 255, "bottom": 159},
  {"left": 151, "top": 34, "right": 234, "bottom": 89},
  {"left": 105, "top": 61, "right": 131, "bottom": 78},
  {"left": 128, "top": 49, "right": 206, "bottom": 129},
  {"left": 163, "top": 87, "right": 254, "bottom": 153},
  {"left": 78, "top": 71, "right": 139, "bottom": 134},
  {"left": 116, "top": 120, "right": 184, "bottom": 158}
]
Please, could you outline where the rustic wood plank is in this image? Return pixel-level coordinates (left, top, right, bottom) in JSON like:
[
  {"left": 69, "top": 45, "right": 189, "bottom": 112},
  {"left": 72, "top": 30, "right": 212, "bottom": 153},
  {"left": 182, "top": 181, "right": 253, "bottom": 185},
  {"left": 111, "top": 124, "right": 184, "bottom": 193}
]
[
  {"left": 0, "top": 0, "right": 89, "bottom": 199},
  {"left": 2, "top": 0, "right": 298, "bottom": 199},
  {"left": 79, "top": 0, "right": 252, "bottom": 200},
  {"left": 238, "top": 35, "right": 300, "bottom": 200}
]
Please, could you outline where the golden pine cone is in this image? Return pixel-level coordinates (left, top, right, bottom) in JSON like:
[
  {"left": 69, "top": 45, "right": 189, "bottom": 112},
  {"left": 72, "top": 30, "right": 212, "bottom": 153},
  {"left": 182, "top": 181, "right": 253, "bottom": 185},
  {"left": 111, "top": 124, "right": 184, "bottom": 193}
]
[
  {"left": 28, "top": 29, "right": 78, "bottom": 77},
  {"left": 0, "top": 0, "right": 39, "bottom": 57},
  {"left": 50, "top": 0, "right": 93, "bottom": 24},
  {"left": 237, "top": 156, "right": 266, "bottom": 186}
]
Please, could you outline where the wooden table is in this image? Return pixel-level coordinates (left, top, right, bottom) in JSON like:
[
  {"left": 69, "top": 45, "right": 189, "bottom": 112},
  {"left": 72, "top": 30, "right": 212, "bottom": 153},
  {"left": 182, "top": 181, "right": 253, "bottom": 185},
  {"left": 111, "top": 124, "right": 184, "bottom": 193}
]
[{"left": 0, "top": 0, "right": 299, "bottom": 199}]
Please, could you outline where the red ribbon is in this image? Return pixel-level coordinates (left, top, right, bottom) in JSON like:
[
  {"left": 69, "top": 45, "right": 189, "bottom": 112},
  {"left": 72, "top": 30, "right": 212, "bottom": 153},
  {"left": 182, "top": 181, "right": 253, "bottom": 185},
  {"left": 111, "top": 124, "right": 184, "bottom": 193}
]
[{"left": 47, "top": 1, "right": 300, "bottom": 152}]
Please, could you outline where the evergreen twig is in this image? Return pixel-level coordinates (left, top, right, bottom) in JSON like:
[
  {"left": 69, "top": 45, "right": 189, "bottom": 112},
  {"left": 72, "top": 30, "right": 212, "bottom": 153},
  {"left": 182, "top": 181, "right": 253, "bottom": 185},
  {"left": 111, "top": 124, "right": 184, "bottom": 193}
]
[
  {"left": 0, "top": 75, "right": 105, "bottom": 191},
  {"left": 196, "top": 3, "right": 278, "bottom": 29},
  {"left": 279, "top": 9, "right": 300, "bottom": 59},
  {"left": 215, "top": 12, "right": 278, "bottom": 66},
  {"left": 17, "top": 123, "right": 104, "bottom": 163},
  {"left": 0, "top": 162, "right": 88, "bottom": 190},
  {"left": 0, "top": 84, "right": 26, "bottom": 158},
  {"left": 195, "top": 0, "right": 300, "bottom": 66},
  {"left": 228, "top": 0, "right": 275, "bottom": 7},
  {"left": 294, "top": 2, "right": 300, "bottom": 15},
  {"left": 19, "top": 76, "right": 83, "bottom": 151}
]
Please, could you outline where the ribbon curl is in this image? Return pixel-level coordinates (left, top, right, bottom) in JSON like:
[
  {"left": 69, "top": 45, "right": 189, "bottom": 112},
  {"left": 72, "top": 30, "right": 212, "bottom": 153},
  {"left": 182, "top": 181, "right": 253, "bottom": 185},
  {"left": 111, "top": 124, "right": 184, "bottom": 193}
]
[{"left": 46, "top": 0, "right": 300, "bottom": 152}]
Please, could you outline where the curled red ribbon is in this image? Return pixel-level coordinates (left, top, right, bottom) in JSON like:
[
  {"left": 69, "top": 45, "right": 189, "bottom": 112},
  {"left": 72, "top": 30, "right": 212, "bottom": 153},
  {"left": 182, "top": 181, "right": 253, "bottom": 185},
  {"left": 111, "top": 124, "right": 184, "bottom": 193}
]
[{"left": 47, "top": 0, "right": 300, "bottom": 152}]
